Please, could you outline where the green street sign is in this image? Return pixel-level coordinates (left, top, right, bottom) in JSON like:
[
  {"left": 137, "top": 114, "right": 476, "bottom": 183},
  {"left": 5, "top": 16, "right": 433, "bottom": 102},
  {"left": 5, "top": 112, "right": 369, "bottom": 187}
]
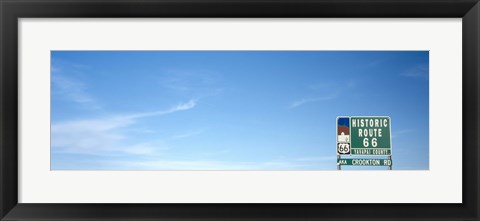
[
  {"left": 337, "top": 158, "right": 392, "bottom": 166},
  {"left": 350, "top": 116, "right": 391, "bottom": 155},
  {"left": 337, "top": 116, "right": 392, "bottom": 156}
]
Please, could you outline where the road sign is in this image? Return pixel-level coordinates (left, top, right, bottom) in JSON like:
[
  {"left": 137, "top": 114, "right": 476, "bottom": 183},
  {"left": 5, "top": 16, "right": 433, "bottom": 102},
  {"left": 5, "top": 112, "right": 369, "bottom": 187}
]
[
  {"left": 336, "top": 117, "right": 351, "bottom": 155},
  {"left": 337, "top": 158, "right": 392, "bottom": 166},
  {"left": 350, "top": 116, "right": 391, "bottom": 155}
]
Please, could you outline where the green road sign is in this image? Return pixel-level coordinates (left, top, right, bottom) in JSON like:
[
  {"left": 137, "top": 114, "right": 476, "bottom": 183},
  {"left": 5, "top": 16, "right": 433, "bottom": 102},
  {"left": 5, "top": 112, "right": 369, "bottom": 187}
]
[
  {"left": 337, "top": 158, "right": 392, "bottom": 166},
  {"left": 350, "top": 116, "right": 391, "bottom": 155}
]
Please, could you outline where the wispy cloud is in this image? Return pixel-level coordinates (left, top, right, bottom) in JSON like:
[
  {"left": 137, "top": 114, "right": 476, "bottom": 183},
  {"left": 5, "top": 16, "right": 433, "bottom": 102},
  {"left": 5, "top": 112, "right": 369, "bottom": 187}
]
[
  {"left": 401, "top": 63, "right": 429, "bottom": 80},
  {"left": 51, "top": 100, "right": 197, "bottom": 156},
  {"left": 51, "top": 74, "right": 99, "bottom": 106},
  {"left": 289, "top": 94, "right": 337, "bottom": 108},
  {"left": 87, "top": 158, "right": 320, "bottom": 170},
  {"left": 127, "top": 99, "right": 196, "bottom": 119},
  {"left": 53, "top": 141, "right": 335, "bottom": 170},
  {"left": 51, "top": 61, "right": 101, "bottom": 110}
]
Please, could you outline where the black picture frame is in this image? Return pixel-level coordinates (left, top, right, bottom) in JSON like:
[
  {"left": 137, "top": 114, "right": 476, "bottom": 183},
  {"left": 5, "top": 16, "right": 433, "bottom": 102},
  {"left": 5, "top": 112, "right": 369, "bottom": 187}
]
[{"left": 1, "top": 0, "right": 479, "bottom": 220}]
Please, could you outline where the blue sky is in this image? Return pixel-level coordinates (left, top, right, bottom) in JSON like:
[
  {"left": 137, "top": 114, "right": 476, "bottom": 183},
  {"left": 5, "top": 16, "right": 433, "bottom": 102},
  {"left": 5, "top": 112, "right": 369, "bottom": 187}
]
[{"left": 50, "top": 51, "right": 429, "bottom": 170}]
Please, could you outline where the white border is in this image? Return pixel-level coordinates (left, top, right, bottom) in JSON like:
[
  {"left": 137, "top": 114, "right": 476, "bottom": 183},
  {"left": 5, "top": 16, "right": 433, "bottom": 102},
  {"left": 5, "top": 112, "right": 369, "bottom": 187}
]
[{"left": 19, "top": 18, "right": 462, "bottom": 203}]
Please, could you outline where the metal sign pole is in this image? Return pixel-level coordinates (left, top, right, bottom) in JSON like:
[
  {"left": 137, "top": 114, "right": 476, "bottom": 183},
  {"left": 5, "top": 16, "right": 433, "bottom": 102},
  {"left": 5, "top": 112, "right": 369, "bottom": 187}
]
[
  {"left": 388, "top": 155, "right": 392, "bottom": 170},
  {"left": 337, "top": 155, "right": 341, "bottom": 170}
]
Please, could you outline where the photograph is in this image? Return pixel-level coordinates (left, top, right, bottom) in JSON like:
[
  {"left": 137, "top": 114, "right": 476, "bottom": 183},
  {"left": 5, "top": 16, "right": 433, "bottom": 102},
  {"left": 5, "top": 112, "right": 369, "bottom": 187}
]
[
  {"left": 50, "top": 51, "right": 429, "bottom": 170},
  {"left": 3, "top": 0, "right": 477, "bottom": 220}
]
